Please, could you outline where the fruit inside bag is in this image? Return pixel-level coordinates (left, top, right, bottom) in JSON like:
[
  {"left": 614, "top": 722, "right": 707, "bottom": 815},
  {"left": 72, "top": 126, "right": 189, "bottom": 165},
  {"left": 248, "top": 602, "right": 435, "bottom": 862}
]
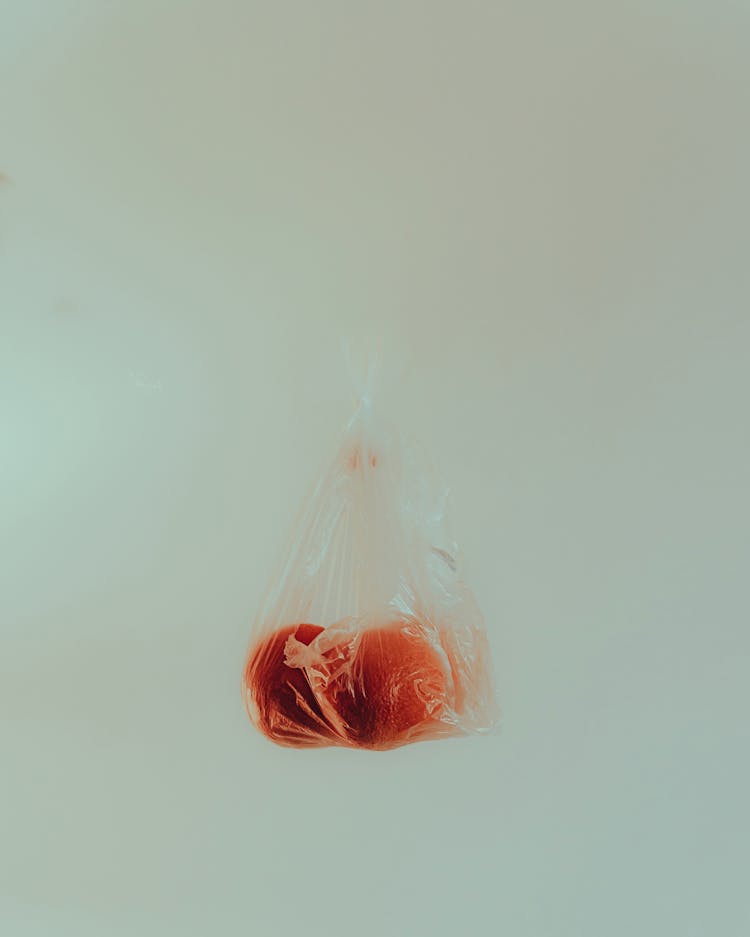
[{"left": 242, "top": 378, "right": 498, "bottom": 751}]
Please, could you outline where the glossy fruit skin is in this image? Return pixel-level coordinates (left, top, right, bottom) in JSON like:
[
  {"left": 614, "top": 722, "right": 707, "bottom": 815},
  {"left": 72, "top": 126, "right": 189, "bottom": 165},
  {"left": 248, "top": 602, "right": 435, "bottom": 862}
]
[{"left": 244, "top": 620, "right": 454, "bottom": 751}]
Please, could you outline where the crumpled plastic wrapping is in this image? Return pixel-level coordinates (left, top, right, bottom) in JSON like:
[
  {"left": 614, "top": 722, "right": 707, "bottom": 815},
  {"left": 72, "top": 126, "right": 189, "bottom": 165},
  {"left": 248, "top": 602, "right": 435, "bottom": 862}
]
[{"left": 242, "top": 383, "right": 498, "bottom": 751}]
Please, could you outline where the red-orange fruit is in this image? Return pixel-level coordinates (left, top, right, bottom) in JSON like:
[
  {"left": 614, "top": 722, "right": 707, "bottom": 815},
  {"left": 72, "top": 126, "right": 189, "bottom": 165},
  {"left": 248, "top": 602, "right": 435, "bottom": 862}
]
[
  {"left": 323, "top": 622, "right": 452, "bottom": 750},
  {"left": 245, "top": 621, "right": 453, "bottom": 751},
  {"left": 243, "top": 623, "right": 337, "bottom": 748}
]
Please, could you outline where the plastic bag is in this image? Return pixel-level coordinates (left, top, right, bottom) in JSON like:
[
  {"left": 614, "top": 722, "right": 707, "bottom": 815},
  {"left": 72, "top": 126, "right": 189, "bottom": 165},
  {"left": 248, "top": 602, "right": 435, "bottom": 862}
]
[{"left": 241, "top": 369, "right": 498, "bottom": 751}]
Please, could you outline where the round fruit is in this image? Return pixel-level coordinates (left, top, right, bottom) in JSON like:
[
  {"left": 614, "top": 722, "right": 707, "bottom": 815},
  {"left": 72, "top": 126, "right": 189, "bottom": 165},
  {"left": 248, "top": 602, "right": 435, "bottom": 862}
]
[
  {"left": 243, "top": 623, "right": 337, "bottom": 748},
  {"left": 324, "top": 621, "right": 452, "bottom": 750}
]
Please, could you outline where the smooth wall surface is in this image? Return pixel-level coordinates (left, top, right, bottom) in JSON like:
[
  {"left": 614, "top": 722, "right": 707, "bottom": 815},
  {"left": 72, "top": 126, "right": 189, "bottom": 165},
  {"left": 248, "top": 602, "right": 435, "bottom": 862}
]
[{"left": 2, "top": 3, "right": 748, "bottom": 935}]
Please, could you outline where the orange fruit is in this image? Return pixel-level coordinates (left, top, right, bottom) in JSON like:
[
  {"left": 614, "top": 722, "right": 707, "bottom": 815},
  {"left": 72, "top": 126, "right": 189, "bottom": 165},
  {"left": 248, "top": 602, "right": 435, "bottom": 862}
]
[
  {"left": 243, "top": 623, "right": 337, "bottom": 748},
  {"left": 324, "top": 621, "right": 452, "bottom": 750}
]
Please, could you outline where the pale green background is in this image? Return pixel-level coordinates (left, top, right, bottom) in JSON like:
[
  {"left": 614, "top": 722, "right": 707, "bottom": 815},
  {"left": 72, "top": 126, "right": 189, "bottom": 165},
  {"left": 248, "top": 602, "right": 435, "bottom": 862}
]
[{"left": 1, "top": 3, "right": 748, "bottom": 935}]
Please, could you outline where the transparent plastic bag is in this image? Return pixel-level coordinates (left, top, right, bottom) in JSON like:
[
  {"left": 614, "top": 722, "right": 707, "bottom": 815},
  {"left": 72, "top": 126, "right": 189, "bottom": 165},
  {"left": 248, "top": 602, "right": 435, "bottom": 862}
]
[{"left": 241, "top": 366, "right": 498, "bottom": 751}]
